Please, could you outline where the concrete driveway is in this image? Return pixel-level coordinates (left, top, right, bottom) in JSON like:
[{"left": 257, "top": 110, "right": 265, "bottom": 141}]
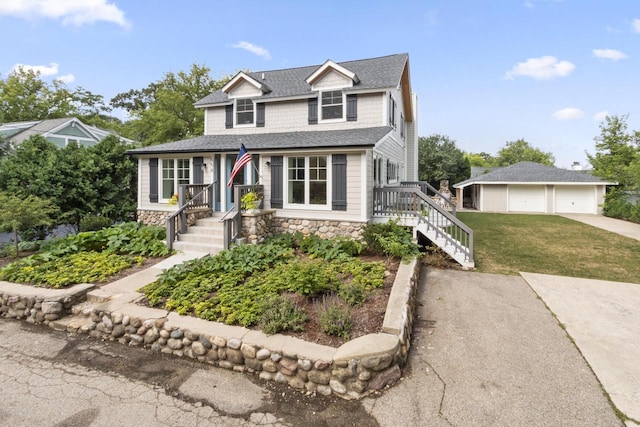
[
  {"left": 561, "top": 214, "right": 640, "bottom": 242},
  {"left": 522, "top": 272, "right": 640, "bottom": 426},
  {"left": 365, "top": 269, "right": 621, "bottom": 426}
]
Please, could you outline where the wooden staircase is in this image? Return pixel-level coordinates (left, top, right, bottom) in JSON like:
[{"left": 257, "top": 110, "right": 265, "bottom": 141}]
[
  {"left": 373, "top": 183, "right": 474, "bottom": 269},
  {"left": 171, "top": 215, "right": 225, "bottom": 255}
]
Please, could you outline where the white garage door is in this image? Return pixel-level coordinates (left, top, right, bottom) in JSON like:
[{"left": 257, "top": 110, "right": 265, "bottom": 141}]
[
  {"left": 555, "top": 186, "right": 595, "bottom": 214},
  {"left": 508, "top": 185, "right": 545, "bottom": 212}
]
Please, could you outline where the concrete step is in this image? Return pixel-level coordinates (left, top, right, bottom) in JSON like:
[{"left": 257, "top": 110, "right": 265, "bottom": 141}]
[
  {"left": 186, "top": 225, "right": 225, "bottom": 236},
  {"left": 177, "top": 233, "right": 225, "bottom": 244},
  {"left": 196, "top": 216, "right": 225, "bottom": 226},
  {"left": 173, "top": 241, "right": 224, "bottom": 255}
]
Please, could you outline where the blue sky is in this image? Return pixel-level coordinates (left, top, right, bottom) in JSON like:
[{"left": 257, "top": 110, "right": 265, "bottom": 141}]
[{"left": 1, "top": 0, "right": 638, "bottom": 168}]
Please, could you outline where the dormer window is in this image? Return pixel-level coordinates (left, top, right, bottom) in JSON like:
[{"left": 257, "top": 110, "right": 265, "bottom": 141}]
[
  {"left": 321, "top": 90, "right": 343, "bottom": 120},
  {"left": 236, "top": 99, "right": 254, "bottom": 125}
]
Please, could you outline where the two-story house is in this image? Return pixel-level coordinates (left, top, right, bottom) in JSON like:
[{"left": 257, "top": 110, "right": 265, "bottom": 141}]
[{"left": 128, "top": 53, "right": 418, "bottom": 238}]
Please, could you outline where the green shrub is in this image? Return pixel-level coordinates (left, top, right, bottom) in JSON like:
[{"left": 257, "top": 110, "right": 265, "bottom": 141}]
[
  {"left": 603, "top": 194, "right": 640, "bottom": 223},
  {"left": 361, "top": 220, "right": 420, "bottom": 260},
  {"left": 318, "top": 295, "right": 352, "bottom": 339},
  {"left": 0, "top": 251, "right": 141, "bottom": 288},
  {"left": 299, "top": 234, "right": 363, "bottom": 260},
  {"left": 259, "top": 294, "right": 307, "bottom": 335},
  {"left": 338, "top": 281, "right": 368, "bottom": 306},
  {"left": 79, "top": 214, "right": 113, "bottom": 232}
]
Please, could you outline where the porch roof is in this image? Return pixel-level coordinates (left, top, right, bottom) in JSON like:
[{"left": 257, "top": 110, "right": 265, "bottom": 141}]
[{"left": 126, "top": 126, "right": 393, "bottom": 155}]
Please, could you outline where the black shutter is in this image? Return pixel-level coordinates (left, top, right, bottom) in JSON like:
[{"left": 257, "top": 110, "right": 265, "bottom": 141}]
[
  {"left": 256, "top": 103, "right": 265, "bottom": 127},
  {"left": 270, "top": 156, "right": 283, "bottom": 208},
  {"left": 308, "top": 98, "right": 318, "bottom": 125},
  {"left": 193, "top": 157, "right": 203, "bottom": 184},
  {"left": 346, "top": 94, "right": 357, "bottom": 121},
  {"left": 332, "top": 154, "right": 347, "bottom": 211},
  {"left": 225, "top": 104, "right": 233, "bottom": 129},
  {"left": 149, "top": 158, "right": 158, "bottom": 203}
]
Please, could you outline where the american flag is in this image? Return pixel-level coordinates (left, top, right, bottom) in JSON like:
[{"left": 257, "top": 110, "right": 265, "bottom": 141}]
[{"left": 227, "top": 144, "right": 252, "bottom": 187}]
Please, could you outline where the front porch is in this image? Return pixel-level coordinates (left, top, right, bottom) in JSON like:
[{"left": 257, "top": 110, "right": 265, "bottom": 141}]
[{"left": 141, "top": 180, "right": 474, "bottom": 268}]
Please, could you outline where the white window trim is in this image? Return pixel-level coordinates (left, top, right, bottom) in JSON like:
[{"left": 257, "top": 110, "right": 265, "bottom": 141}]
[
  {"left": 159, "top": 158, "right": 192, "bottom": 202},
  {"left": 319, "top": 89, "right": 346, "bottom": 123},
  {"left": 234, "top": 98, "right": 255, "bottom": 128},
  {"left": 283, "top": 155, "right": 332, "bottom": 210}
]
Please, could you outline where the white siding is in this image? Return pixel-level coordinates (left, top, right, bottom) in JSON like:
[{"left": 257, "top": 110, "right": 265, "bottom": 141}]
[
  {"left": 312, "top": 70, "right": 352, "bottom": 89},
  {"left": 205, "top": 93, "right": 384, "bottom": 135},
  {"left": 228, "top": 81, "right": 262, "bottom": 98},
  {"left": 481, "top": 185, "right": 508, "bottom": 212}
]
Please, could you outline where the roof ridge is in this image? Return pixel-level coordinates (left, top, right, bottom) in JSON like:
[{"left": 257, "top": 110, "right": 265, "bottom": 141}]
[{"left": 247, "top": 53, "right": 408, "bottom": 75}]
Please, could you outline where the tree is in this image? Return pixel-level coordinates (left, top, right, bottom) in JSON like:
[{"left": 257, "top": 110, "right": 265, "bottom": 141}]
[
  {"left": 90, "top": 135, "right": 137, "bottom": 221},
  {"left": 587, "top": 115, "right": 640, "bottom": 221},
  {"left": 0, "top": 135, "right": 11, "bottom": 158},
  {"left": 0, "top": 134, "right": 137, "bottom": 231},
  {"left": 0, "top": 67, "right": 110, "bottom": 123},
  {"left": 587, "top": 114, "right": 640, "bottom": 190},
  {"left": 112, "top": 64, "right": 231, "bottom": 145},
  {"left": 0, "top": 193, "right": 58, "bottom": 257},
  {"left": 418, "top": 134, "right": 470, "bottom": 189},
  {"left": 495, "top": 139, "right": 555, "bottom": 166},
  {"left": 465, "top": 152, "right": 496, "bottom": 167}
]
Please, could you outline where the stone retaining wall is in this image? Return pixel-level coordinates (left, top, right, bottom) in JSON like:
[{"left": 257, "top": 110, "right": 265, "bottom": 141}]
[
  {"left": 61, "top": 259, "right": 421, "bottom": 400},
  {"left": 0, "top": 282, "right": 94, "bottom": 324}
]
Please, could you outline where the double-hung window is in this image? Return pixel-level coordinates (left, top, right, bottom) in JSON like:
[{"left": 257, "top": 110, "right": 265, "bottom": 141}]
[
  {"left": 287, "top": 156, "right": 328, "bottom": 206},
  {"left": 321, "top": 90, "right": 343, "bottom": 120},
  {"left": 162, "top": 158, "right": 190, "bottom": 200},
  {"left": 236, "top": 99, "right": 254, "bottom": 125}
]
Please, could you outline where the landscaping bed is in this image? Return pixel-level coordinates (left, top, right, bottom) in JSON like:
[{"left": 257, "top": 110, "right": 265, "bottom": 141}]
[
  {"left": 139, "top": 222, "right": 418, "bottom": 347},
  {"left": 0, "top": 222, "right": 170, "bottom": 287}
]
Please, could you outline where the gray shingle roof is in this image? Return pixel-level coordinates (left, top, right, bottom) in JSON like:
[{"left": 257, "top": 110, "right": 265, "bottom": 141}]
[
  {"left": 194, "top": 53, "right": 409, "bottom": 107},
  {"left": 126, "top": 126, "right": 393, "bottom": 155},
  {"left": 454, "top": 161, "right": 615, "bottom": 187}
]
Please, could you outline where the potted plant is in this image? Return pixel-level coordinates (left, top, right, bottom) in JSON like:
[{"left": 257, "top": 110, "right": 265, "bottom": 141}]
[{"left": 241, "top": 190, "right": 262, "bottom": 212}]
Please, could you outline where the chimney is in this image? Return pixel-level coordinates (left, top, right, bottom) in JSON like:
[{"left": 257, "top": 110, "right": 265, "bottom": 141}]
[{"left": 571, "top": 162, "right": 582, "bottom": 171}]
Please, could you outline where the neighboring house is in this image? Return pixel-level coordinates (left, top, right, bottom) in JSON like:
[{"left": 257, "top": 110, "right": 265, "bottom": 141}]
[
  {"left": 127, "top": 53, "right": 418, "bottom": 231},
  {"left": 0, "top": 117, "right": 132, "bottom": 148},
  {"left": 453, "top": 161, "right": 617, "bottom": 215}
]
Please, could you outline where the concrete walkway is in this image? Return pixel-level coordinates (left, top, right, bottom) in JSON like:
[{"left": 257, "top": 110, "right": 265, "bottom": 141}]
[
  {"left": 561, "top": 214, "right": 640, "bottom": 241},
  {"left": 522, "top": 272, "right": 640, "bottom": 426}
]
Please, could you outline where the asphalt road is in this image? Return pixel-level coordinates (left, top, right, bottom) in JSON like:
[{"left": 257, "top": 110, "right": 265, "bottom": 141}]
[{"left": 0, "top": 267, "right": 623, "bottom": 426}]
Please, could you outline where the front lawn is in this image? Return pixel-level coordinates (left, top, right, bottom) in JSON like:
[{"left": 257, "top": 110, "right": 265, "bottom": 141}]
[{"left": 458, "top": 212, "right": 640, "bottom": 283}]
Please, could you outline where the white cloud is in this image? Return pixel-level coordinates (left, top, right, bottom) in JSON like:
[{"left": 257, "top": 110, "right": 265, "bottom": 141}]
[
  {"left": 504, "top": 56, "right": 575, "bottom": 80},
  {"left": 552, "top": 108, "right": 584, "bottom": 120},
  {"left": 633, "top": 19, "right": 640, "bottom": 33},
  {"left": 231, "top": 41, "right": 271, "bottom": 60},
  {"left": 12, "top": 62, "right": 59, "bottom": 76},
  {"left": 56, "top": 73, "right": 75, "bottom": 83},
  {"left": 593, "top": 111, "right": 609, "bottom": 121},
  {"left": 0, "top": 0, "right": 130, "bottom": 28},
  {"left": 593, "top": 48, "right": 627, "bottom": 60}
]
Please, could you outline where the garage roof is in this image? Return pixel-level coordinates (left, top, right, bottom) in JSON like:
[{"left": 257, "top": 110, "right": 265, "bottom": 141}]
[{"left": 454, "top": 161, "right": 617, "bottom": 188}]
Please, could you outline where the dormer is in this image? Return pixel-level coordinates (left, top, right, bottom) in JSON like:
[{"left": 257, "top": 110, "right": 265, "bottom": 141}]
[
  {"left": 221, "top": 71, "right": 271, "bottom": 99},
  {"left": 305, "top": 59, "right": 360, "bottom": 91}
]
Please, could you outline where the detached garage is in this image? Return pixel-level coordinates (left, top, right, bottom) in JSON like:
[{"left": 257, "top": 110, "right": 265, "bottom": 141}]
[{"left": 453, "top": 162, "right": 616, "bottom": 215}]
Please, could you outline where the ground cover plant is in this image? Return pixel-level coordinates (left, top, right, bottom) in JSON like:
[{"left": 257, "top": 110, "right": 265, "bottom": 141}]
[
  {"left": 457, "top": 212, "right": 640, "bottom": 283},
  {"left": 0, "top": 222, "right": 169, "bottom": 288},
  {"left": 141, "top": 223, "right": 419, "bottom": 345}
]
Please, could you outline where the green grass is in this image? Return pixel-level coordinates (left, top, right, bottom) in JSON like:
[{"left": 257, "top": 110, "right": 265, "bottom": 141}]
[{"left": 458, "top": 212, "right": 640, "bottom": 283}]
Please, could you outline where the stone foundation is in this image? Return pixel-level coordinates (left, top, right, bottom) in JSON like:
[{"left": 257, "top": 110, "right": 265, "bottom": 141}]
[
  {"left": 241, "top": 211, "right": 275, "bottom": 244},
  {"left": 272, "top": 217, "right": 366, "bottom": 240},
  {"left": 137, "top": 208, "right": 212, "bottom": 227}
]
